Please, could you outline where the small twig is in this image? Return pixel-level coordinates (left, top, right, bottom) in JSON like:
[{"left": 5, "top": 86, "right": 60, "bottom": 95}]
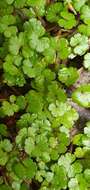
[
  {"left": 46, "top": 0, "right": 56, "bottom": 5},
  {"left": 10, "top": 86, "right": 21, "bottom": 95},
  {"left": 68, "top": 2, "right": 77, "bottom": 15},
  {"left": 13, "top": 8, "right": 29, "bottom": 21},
  {"left": 38, "top": 16, "right": 46, "bottom": 28}
]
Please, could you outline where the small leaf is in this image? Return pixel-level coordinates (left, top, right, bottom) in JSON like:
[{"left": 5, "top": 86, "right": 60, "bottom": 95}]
[
  {"left": 0, "top": 124, "right": 8, "bottom": 136},
  {"left": 22, "top": 158, "right": 37, "bottom": 179},
  {"left": 6, "top": 0, "right": 14, "bottom": 5},
  {"left": 70, "top": 33, "right": 89, "bottom": 56},
  {"left": 25, "top": 137, "right": 35, "bottom": 155},
  {"left": 72, "top": 84, "right": 90, "bottom": 108},
  {"left": 68, "top": 178, "right": 78, "bottom": 189},
  {"left": 0, "top": 139, "right": 13, "bottom": 152},
  {"left": 12, "top": 181, "right": 21, "bottom": 190},
  {"left": 9, "top": 36, "right": 20, "bottom": 55},
  {"left": 58, "top": 67, "right": 79, "bottom": 86},
  {"left": 57, "top": 38, "right": 71, "bottom": 60},
  {"left": 26, "top": 90, "right": 44, "bottom": 113},
  {"left": 78, "top": 24, "right": 90, "bottom": 36},
  {"left": 84, "top": 169, "right": 90, "bottom": 183},
  {"left": 52, "top": 165, "right": 68, "bottom": 189},
  {"left": 46, "top": 2, "right": 63, "bottom": 23},
  {"left": 84, "top": 122, "right": 90, "bottom": 137},
  {"left": 0, "top": 149, "right": 8, "bottom": 166},
  {"left": 58, "top": 11, "right": 77, "bottom": 29},
  {"left": 16, "top": 128, "right": 27, "bottom": 146},
  {"left": 13, "top": 162, "right": 26, "bottom": 179},
  {"left": 2, "top": 101, "right": 19, "bottom": 116},
  {"left": 72, "top": 161, "right": 83, "bottom": 175},
  {"left": 16, "top": 96, "right": 26, "bottom": 110},
  {"left": 83, "top": 53, "right": 90, "bottom": 70},
  {"left": 0, "top": 185, "right": 12, "bottom": 190},
  {"left": 81, "top": 5, "right": 90, "bottom": 24},
  {"left": 73, "top": 0, "right": 87, "bottom": 11}
]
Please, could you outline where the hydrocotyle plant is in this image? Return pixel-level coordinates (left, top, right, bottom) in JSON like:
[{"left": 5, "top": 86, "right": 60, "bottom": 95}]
[{"left": 0, "top": 0, "right": 90, "bottom": 190}]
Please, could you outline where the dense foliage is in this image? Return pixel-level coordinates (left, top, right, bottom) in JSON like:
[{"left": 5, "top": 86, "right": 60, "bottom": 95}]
[{"left": 0, "top": 0, "right": 90, "bottom": 190}]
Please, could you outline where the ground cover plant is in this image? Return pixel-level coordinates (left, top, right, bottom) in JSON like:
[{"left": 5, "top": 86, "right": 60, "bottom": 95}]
[{"left": 0, "top": 0, "right": 90, "bottom": 189}]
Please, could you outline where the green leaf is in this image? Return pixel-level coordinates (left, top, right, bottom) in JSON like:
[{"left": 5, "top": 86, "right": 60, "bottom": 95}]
[
  {"left": 84, "top": 169, "right": 90, "bottom": 183},
  {"left": 3, "top": 54, "right": 19, "bottom": 76},
  {"left": 83, "top": 53, "right": 90, "bottom": 70},
  {"left": 73, "top": 0, "right": 88, "bottom": 11},
  {"left": 80, "top": 150, "right": 90, "bottom": 169},
  {"left": 47, "top": 82, "right": 67, "bottom": 103},
  {"left": 12, "top": 158, "right": 37, "bottom": 180},
  {"left": 52, "top": 165, "right": 68, "bottom": 189},
  {"left": 26, "top": 90, "right": 44, "bottom": 113},
  {"left": 76, "top": 174, "right": 88, "bottom": 190},
  {"left": 25, "top": 137, "right": 35, "bottom": 155},
  {"left": 68, "top": 178, "right": 78, "bottom": 189},
  {"left": 29, "top": 34, "right": 50, "bottom": 53},
  {"left": 10, "top": 95, "right": 16, "bottom": 103},
  {"left": 36, "top": 37, "right": 50, "bottom": 53},
  {"left": 20, "top": 183, "right": 28, "bottom": 190},
  {"left": 1, "top": 101, "right": 19, "bottom": 116},
  {"left": 80, "top": 5, "right": 90, "bottom": 24},
  {"left": 58, "top": 153, "right": 76, "bottom": 173},
  {"left": 0, "top": 124, "right": 8, "bottom": 136},
  {"left": 13, "top": 162, "right": 26, "bottom": 179},
  {"left": 4, "top": 26, "right": 17, "bottom": 38},
  {"left": 48, "top": 101, "right": 70, "bottom": 117},
  {"left": 12, "top": 181, "right": 21, "bottom": 190},
  {"left": 74, "top": 147, "right": 85, "bottom": 158},
  {"left": 27, "top": 0, "right": 44, "bottom": 7},
  {"left": 58, "top": 11, "right": 77, "bottom": 29},
  {"left": 16, "top": 96, "right": 26, "bottom": 110},
  {"left": 23, "top": 59, "right": 36, "bottom": 78},
  {"left": 57, "top": 38, "right": 71, "bottom": 60},
  {"left": 73, "top": 134, "right": 83, "bottom": 146},
  {"left": 22, "top": 45, "right": 34, "bottom": 59},
  {"left": 6, "top": 0, "right": 14, "bottom": 5},
  {"left": 14, "top": 0, "right": 26, "bottom": 8},
  {"left": 72, "top": 84, "right": 90, "bottom": 108},
  {"left": 1, "top": 15, "right": 16, "bottom": 26},
  {"left": 24, "top": 18, "right": 45, "bottom": 37},
  {"left": 0, "top": 1, "right": 90, "bottom": 189},
  {"left": 58, "top": 67, "right": 79, "bottom": 86},
  {"left": 50, "top": 149, "right": 59, "bottom": 161},
  {"left": 0, "top": 184, "right": 12, "bottom": 190},
  {"left": 49, "top": 100, "right": 78, "bottom": 128},
  {"left": 70, "top": 33, "right": 89, "bottom": 56},
  {"left": 46, "top": 2, "right": 63, "bottom": 23},
  {"left": 16, "top": 128, "right": 27, "bottom": 146},
  {"left": 45, "top": 172, "right": 54, "bottom": 183},
  {"left": 0, "top": 149, "right": 8, "bottom": 166},
  {"left": 82, "top": 136, "right": 90, "bottom": 148},
  {"left": 78, "top": 24, "right": 90, "bottom": 36},
  {"left": 9, "top": 36, "right": 21, "bottom": 55},
  {"left": 4, "top": 71, "right": 26, "bottom": 87},
  {"left": 3, "top": 61, "right": 19, "bottom": 76},
  {"left": 27, "top": 0, "right": 46, "bottom": 16},
  {"left": 0, "top": 139, "right": 13, "bottom": 152},
  {"left": 43, "top": 37, "right": 57, "bottom": 62},
  {"left": 84, "top": 122, "right": 90, "bottom": 138},
  {"left": 22, "top": 158, "right": 37, "bottom": 179},
  {"left": 16, "top": 113, "right": 31, "bottom": 128},
  {"left": 20, "top": 183, "right": 29, "bottom": 190},
  {"left": 72, "top": 161, "right": 83, "bottom": 175}
]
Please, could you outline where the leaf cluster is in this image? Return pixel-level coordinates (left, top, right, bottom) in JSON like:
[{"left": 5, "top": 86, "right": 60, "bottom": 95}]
[{"left": 0, "top": 0, "right": 90, "bottom": 190}]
